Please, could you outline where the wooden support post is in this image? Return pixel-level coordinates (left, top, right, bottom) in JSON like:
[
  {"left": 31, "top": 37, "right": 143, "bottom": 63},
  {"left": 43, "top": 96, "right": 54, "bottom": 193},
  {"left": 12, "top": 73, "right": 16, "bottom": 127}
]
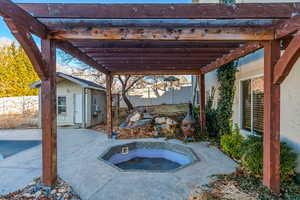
[
  {"left": 263, "top": 40, "right": 281, "bottom": 194},
  {"left": 198, "top": 74, "right": 206, "bottom": 134},
  {"left": 41, "top": 39, "right": 57, "bottom": 187},
  {"left": 106, "top": 74, "right": 113, "bottom": 138}
]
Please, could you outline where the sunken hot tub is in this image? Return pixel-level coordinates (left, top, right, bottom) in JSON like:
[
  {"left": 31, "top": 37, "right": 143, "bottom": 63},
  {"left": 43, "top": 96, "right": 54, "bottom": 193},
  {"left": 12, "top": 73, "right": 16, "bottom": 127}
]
[{"left": 100, "top": 142, "right": 199, "bottom": 172}]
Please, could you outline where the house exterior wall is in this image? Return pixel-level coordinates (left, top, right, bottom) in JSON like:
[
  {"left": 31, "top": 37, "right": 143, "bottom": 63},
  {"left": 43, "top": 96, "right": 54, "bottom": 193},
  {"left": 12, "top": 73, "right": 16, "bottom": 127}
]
[
  {"left": 89, "top": 89, "right": 106, "bottom": 127},
  {"left": 55, "top": 79, "right": 83, "bottom": 126},
  {"left": 38, "top": 79, "right": 106, "bottom": 128},
  {"left": 38, "top": 80, "right": 82, "bottom": 127},
  {"left": 193, "top": 49, "right": 300, "bottom": 172},
  {"left": 85, "top": 88, "right": 92, "bottom": 127}
]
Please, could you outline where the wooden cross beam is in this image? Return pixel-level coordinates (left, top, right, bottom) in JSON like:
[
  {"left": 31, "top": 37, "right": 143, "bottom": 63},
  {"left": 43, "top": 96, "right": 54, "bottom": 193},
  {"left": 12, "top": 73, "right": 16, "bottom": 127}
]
[
  {"left": 201, "top": 42, "right": 263, "bottom": 73},
  {"left": 111, "top": 70, "right": 201, "bottom": 75},
  {"left": 81, "top": 48, "right": 234, "bottom": 54},
  {"left": 86, "top": 53, "right": 226, "bottom": 58},
  {"left": 103, "top": 63, "right": 204, "bottom": 70},
  {"left": 274, "top": 32, "right": 300, "bottom": 84},
  {"left": 55, "top": 41, "right": 109, "bottom": 74},
  {"left": 48, "top": 26, "right": 274, "bottom": 41},
  {"left": 95, "top": 60, "right": 211, "bottom": 65},
  {"left": 275, "top": 14, "right": 300, "bottom": 39},
  {"left": 94, "top": 57, "right": 219, "bottom": 64},
  {"left": 4, "top": 18, "right": 48, "bottom": 80},
  {"left": 18, "top": 3, "right": 300, "bottom": 19},
  {"left": 72, "top": 41, "right": 242, "bottom": 48},
  {"left": 0, "top": 0, "right": 47, "bottom": 38}
]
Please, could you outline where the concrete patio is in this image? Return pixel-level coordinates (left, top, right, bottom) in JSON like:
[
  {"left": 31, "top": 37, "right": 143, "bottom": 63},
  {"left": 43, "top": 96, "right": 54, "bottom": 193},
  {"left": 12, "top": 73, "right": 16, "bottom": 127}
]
[{"left": 0, "top": 129, "right": 237, "bottom": 200}]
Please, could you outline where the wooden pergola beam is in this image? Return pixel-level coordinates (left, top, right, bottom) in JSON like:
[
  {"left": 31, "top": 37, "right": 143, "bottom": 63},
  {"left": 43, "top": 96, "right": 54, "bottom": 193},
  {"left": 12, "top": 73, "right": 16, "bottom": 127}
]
[
  {"left": 106, "top": 74, "right": 113, "bottom": 138},
  {"left": 18, "top": 3, "right": 300, "bottom": 19},
  {"left": 48, "top": 26, "right": 274, "bottom": 41},
  {"left": 274, "top": 32, "right": 300, "bottom": 85},
  {"left": 0, "top": 0, "right": 47, "bottom": 38},
  {"left": 275, "top": 14, "right": 300, "bottom": 39},
  {"left": 94, "top": 57, "right": 219, "bottom": 65},
  {"left": 111, "top": 70, "right": 201, "bottom": 75},
  {"left": 55, "top": 41, "right": 109, "bottom": 74},
  {"left": 263, "top": 40, "right": 281, "bottom": 194},
  {"left": 4, "top": 18, "right": 48, "bottom": 80},
  {"left": 73, "top": 41, "right": 242, "bottom": 48},
  {"left": 94, "top": 57, "right": 219, "bottom": 61},
  {"left": 41, "top": 39, "right": 57, "bottom": 187},
  {"left": 87, "top": 53, "right": 226, "bottom": 58},
  {"left": 81, "top": 48, "right": 234, "bottom": 54},
  {"left": 198, "top": 74, "right": 206, "bottom": 134},
  {"left": 103, "top": 64, "right": 204, "bottom": 70},
  {"left": 201, "top": 42, "right": 263, "bottom": 73},
  {"left": 96, "top": 60, "right": 210, "bottom": 65}
]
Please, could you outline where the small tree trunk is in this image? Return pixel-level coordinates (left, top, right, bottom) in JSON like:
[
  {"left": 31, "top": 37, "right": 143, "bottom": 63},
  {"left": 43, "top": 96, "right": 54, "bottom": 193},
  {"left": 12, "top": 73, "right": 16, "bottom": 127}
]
[
  {"left": 122, "top": 92, "right": 133, "bottom": 111},
  {"left": 152, "top": 88, "right": 160, "bottom": 98}
]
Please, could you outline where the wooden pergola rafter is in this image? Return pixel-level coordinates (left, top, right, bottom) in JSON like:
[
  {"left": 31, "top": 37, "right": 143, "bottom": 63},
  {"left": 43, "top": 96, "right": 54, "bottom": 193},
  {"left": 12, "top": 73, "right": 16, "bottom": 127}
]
[{"left": 1, "top": 0, "right": 300, "bottom": 193}]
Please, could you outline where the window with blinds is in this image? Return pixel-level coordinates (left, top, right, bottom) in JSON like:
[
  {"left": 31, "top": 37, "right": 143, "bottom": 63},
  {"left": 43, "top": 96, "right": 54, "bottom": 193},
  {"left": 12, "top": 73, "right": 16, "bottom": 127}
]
[{"left": 241, "top": 77, "right": 264, "bottom": 134}]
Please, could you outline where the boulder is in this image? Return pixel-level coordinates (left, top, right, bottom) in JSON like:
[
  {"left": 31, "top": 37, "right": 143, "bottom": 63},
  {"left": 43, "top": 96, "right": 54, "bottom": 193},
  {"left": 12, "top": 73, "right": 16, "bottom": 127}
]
[
  {"left": 155, "top": 117, "right": 167, "bottom": 124},
  {"left": 130, "top": 119, "right": 152, "bottom": 128},
  {"left": 143, "top": 113, "right": 154, "bottom": 119},
  {"left": 166, "top": 118, "right": 177, "bottom": 125},
  {"left": 129, "top": 112, "right": 141, "bottom": 122}
]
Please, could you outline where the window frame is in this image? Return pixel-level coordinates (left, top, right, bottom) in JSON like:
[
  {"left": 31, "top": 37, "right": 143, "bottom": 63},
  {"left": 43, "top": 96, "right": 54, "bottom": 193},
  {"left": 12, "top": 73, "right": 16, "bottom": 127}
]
[
  {"left": 239, "top": 74, "right": 264, "bottom": 135},
  {"left": 57, "top": 96, "right": 67, "bottom": 116}
]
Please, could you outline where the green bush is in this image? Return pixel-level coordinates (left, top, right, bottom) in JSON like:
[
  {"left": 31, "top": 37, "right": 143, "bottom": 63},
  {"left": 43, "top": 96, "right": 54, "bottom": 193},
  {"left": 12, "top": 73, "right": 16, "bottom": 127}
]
[
  {"left": 205, "top": 87, "right": 220, "bottom": 137},
  {"left": 220, "top": 123, "right": 244, "bottom": 159},
  {"left": 241, "top": 135, "right": 298, "bottom": 182}
]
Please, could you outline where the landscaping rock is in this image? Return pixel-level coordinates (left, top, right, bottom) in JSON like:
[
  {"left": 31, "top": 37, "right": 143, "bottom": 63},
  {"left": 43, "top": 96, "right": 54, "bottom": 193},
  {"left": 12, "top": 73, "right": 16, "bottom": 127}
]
[
  {"left": 130, "top": 119, "right": 152, "bottom": 128},
  {"left": 128, "top": 111, "right": 141, "bottom": 122},
  {"left": 116, "top": 108, "right": 180, "bottom": 139},
  {"left": 0, "top": 177, "right": 81, "bottom": 200},
  {"left": 143, "top": 113, "right": 154, "bottom": 119},
  {"left": 155, "top": 117, "right": 167, "bottom": 124}
]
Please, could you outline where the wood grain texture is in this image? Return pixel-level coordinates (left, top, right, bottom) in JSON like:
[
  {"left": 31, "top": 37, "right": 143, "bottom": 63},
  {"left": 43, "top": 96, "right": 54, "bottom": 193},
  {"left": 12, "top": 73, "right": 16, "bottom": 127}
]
[
  {"left": 0, "top": 0, "right": 47, "bottom": 38},
  {"left": 274, "top": 32, "right": 300, "bottom": 84},
  {"left": 41, "top": 39, "right": 57, "bottom": 187},
  {"left": 201, "top": 42, "right": 263, "bottom": 73},
  {"left": 263, "top": 40, "right": 281, "bottom": 194},
  {"left": 198, "top": 74, "right": 206, "bottom": 135},
  {"left": 18, "top": 3, "right": 300, "bottom": 19},
  {"left": 106, "top": 74, "right": 113, "bottom": 138},
  {"left": 5, "top": 18, "right": 48, "bottom": 80},
  {"left": 49, "top": 26, "right": 274, "bottom": 41},
  {"left": 55, "top": 41, "right": 109, "bottom": 74}
]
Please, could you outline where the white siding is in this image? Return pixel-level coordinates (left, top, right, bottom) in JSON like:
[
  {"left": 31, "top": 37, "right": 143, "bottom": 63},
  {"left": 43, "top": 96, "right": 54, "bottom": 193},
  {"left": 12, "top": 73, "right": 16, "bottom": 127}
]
[
  {"left": 85, "top": 89, "right": 92, "bottom": 127},
  {"left": 199, "top": 49, "right": 300, "bottom": 172},
  {"left": 56, "top": 79, "right": 83, "bottom": 126},
  {"left": 90, "top": 90, "right": 106, "bottom": 126}
]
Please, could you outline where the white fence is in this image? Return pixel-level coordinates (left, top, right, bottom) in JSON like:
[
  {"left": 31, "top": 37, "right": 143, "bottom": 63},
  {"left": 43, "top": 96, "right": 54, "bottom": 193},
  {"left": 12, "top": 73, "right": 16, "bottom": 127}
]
[
  {"left": 0, "top": 96, "right": 39, "bottom": 115},
  {"left": 116, "top": 86, "right": 192, "bottom": 108}
]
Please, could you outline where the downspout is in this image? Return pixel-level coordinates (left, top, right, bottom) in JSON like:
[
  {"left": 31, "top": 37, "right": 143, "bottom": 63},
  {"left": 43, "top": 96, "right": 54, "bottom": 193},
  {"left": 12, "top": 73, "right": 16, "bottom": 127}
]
[{"left": 82, "top": 88, "right": 86, "bottom": 128}]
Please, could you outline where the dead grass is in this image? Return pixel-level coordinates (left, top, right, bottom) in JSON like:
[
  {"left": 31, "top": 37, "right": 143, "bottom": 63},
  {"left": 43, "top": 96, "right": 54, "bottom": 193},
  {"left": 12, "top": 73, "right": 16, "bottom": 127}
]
[{"left": 0, "top": 112, "right": 38, "bottom": 129}]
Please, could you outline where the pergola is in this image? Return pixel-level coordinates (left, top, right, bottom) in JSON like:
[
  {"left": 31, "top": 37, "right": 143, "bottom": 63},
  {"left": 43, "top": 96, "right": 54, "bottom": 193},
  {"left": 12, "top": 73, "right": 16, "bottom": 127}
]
[{"left": 1, "top": 0, "right": 300, "bottom": 194}]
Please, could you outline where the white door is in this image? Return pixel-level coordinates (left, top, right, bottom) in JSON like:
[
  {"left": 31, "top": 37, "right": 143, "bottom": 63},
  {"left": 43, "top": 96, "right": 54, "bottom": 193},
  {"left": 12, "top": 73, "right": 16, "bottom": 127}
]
[{"left": 74, "top": 94, "right": 83, "bottom": 124}]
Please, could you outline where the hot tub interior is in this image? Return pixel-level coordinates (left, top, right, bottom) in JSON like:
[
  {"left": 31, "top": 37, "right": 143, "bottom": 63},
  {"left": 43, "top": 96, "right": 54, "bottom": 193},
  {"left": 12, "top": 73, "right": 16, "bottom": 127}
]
[{"left": 100, "top": 142, "right": 199, "bottom": 172}]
